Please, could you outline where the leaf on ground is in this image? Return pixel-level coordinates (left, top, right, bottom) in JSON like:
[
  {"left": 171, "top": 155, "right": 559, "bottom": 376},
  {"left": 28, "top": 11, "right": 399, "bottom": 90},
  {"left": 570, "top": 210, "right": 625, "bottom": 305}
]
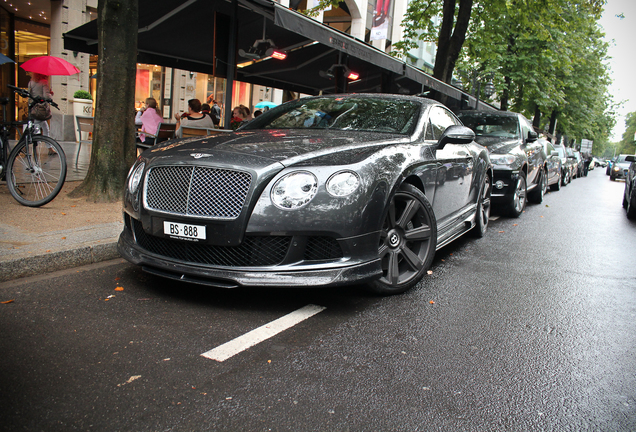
[
  {"left": 1, "top": 299, "right": 15, "bottom": 304},
  {"left": 61, "top": 213, "right": 66, "bottom": 215},
  {"left": 429, "top": 300, "right": 435, "bottom": 304},
  {"left": 115, "top": 287, "right": 124, "bottom": 291},
  {"left": 498, "top": 231, "right": 505, "bottom": 233},
  {"left": 117, "top": 375, "right": 142, "bottom": 387},
  {"left": 61, "top": 237, "right": 66, "bottom": 240},
  {"left": 513, "top": 224, "right": 518, "bottom": 226}
]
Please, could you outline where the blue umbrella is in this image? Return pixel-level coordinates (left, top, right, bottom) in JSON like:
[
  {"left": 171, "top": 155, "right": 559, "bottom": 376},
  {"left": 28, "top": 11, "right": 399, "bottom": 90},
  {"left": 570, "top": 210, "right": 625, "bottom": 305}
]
[
  {"left": 255, "top": 101, "right": 278, "bottom": 109},
  {"left": 0, "top": 53, "right": 14, "bottom": 65}
]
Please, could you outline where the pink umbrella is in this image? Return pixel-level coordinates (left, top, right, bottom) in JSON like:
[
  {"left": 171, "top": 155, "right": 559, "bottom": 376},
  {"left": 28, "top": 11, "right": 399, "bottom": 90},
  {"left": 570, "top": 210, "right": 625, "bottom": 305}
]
[{"left": 20, "top": 55, "right": 80, "bottom": 76}]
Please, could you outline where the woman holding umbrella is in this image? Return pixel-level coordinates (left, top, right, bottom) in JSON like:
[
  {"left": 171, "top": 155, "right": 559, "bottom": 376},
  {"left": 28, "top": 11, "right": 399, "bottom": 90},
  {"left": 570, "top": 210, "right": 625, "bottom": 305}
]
[{"left": 27, "top": 72, "right": 54, "bottom": 137}]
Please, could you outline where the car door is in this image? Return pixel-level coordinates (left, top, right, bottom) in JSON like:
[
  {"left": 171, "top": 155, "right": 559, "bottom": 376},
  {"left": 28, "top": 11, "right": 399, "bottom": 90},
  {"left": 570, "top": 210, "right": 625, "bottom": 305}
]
[
  {"left": 519, "top": 115, "right": 542, "bottom": 185},
  {"left": 428, "top": 106, "right": 474, "bottom": 222},
  {"left": 544, "top": 141, "right": 559, "bottom": 184}
]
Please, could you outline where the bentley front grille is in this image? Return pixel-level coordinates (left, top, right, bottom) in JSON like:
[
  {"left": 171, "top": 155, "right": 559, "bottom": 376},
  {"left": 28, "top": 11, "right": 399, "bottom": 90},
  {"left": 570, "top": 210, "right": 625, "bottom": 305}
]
[{"left": 144, "top": 165, "right": 251, "bottom": 219}]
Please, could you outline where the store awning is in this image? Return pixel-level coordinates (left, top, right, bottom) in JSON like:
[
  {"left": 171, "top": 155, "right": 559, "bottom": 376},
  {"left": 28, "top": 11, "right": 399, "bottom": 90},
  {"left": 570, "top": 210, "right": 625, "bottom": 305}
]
[{"left": 63, "top": 0, "right": 479, "bottom": 108}]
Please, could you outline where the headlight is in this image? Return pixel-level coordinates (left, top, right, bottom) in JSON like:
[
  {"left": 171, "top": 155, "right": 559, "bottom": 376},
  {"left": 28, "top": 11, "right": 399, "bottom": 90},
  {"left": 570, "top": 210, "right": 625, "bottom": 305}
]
[
  {"left": 614, "top": 166, "right": 620, "bottom": 171},
  {"left": 490, "top": 154, "right": 517, "bottom": 165},
  {"left": 271, "top": 171, "right": 318, "bottom": 209},
  {"left": 127, "top": 162, "right": 145, "bottom": 194},
  {"left": 326, "top": 171, "right": 359, "bottom": 197}
]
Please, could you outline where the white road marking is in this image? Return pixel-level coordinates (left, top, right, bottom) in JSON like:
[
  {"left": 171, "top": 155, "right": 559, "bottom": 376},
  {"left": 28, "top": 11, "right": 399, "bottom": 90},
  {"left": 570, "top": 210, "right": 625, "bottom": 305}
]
[
  {"left": 201, "top": 304, "right": 327, "bottom": 362},
  {"left": 490, "top": 215, "right": 500, "bottom": 221}
]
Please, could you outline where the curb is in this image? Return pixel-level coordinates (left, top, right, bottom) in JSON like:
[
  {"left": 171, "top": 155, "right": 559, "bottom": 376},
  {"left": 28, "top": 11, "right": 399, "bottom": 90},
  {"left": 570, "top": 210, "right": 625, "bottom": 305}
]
[{"left": 0, "top": 241, "right": 120, "bottom": 283}]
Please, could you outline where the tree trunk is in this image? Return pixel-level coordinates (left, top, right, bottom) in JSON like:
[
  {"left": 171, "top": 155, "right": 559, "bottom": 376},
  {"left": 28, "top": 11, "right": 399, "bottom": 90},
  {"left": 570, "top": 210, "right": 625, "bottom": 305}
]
[
  {"left": 432, "top": 0, "right": 473, "bottom": 83},
  {"left": 533, "top": 104, "right": 541, "bottom": 128},
  {"left": 500, "top": 75, "right": 511, "bottom": 111},
  {"left": 548, "top": 110, "right": 559, "bottom": 137},
  {"left": 69, "top": 0, "right": 138, "bottom": 202}
]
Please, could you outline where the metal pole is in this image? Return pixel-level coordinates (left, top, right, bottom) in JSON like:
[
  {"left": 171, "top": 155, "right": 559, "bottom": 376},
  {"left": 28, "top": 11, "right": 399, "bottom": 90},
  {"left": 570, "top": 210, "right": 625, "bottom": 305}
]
[{"left": 223, "top": 0, "right": 238, "bottom": 128}]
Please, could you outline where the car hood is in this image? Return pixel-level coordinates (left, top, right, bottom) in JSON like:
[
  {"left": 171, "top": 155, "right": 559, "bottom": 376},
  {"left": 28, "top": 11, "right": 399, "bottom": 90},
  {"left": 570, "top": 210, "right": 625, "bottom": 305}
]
[
  {"left": 615, "top": 162, "right": 631, "bottom": 169},
  {"left": 143, "top": 129, "right": 408, "bottom": 169},
  {"left": 473, "top": 137, "right": 522, "bottom": 155}
]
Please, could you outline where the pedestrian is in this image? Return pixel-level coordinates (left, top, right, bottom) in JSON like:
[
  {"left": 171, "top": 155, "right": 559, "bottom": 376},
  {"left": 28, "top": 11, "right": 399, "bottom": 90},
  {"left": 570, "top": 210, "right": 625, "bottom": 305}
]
[
  {"left": 210, "top": 99, "right": 222, "bottom": 128},
  {"left": 135, "top": 97, "right": 163, "bottom": 145},
  {"left": 174, "top": 98, "right": 215, "bottom": 137},
  {"left": 27, "top": 72, "right": 53, "bottom": 137}
]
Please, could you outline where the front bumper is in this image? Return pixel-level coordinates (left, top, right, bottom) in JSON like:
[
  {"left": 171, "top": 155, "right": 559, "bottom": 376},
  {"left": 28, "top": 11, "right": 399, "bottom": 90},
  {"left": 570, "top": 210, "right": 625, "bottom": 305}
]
[
  {"left": 490, "top": 170, "right": 520, "bottom": 205},
  {"left": 117, "top": 215, "right": 383, "bottom": 288},
  {"left": 611, "top": 168, "right": 628, "bottom": 179}
]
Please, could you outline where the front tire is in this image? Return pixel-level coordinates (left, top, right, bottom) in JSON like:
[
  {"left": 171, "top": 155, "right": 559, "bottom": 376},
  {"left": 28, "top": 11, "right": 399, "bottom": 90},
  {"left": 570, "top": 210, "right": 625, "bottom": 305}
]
[
  {"left": 368, "top": 184, "right": 437, "bottom": 295},
  {"left": 507, "top": 171, "right": 527, "bottom": 218}
]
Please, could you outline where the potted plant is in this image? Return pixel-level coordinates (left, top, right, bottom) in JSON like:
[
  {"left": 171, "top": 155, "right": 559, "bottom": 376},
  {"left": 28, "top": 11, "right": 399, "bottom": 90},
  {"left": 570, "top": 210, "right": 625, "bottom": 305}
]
[{"left": 71, "top": 90, "right": 93, "bottom": 141}]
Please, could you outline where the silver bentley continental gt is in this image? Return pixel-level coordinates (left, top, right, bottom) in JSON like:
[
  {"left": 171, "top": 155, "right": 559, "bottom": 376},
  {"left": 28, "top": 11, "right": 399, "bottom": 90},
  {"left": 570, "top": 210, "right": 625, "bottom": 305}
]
[{"left": 118, "top": 94, "right": 492, "bottom": 295}]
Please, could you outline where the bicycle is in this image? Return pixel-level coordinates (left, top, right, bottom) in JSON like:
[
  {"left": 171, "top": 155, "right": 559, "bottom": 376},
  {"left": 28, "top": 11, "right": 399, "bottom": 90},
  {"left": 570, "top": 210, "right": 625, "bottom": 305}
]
[{"left": 0, "top": 84, "right": 67, "bottom": 207}]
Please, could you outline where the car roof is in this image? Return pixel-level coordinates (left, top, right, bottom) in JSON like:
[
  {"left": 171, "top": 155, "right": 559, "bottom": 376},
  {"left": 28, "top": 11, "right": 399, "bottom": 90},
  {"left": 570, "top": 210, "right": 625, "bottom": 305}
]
[{"left": 456, "top": 110, "right": 519, "bottom": 118}]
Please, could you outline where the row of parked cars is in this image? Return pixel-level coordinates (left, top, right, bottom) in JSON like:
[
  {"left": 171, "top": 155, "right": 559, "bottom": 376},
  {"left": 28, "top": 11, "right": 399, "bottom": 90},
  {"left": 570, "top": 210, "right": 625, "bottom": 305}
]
[{"left": 456, "top": 110, "right": 588, "bottom": 217}]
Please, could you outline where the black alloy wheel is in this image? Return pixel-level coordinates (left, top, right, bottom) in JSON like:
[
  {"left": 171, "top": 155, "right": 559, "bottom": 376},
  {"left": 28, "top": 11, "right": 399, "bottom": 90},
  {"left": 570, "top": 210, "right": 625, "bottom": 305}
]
[
  {"left": 369, "top": 184, "right": 437, "bottom": 295},
  {"left": 471, "top": 174, "right": 491, "bottom": 238}
]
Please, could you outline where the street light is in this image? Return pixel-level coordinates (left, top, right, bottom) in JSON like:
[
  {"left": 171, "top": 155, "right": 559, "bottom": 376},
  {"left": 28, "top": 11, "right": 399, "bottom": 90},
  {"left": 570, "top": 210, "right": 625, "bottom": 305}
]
[{"left": 454, "top": 70, "right": 495, "bottom": 110}]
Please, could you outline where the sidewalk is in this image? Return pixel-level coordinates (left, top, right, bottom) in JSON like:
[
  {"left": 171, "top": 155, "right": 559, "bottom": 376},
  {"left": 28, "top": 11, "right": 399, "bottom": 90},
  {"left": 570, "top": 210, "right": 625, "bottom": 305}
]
[{"left": 0, "top": 141, "right": 124, "bottom": 282}]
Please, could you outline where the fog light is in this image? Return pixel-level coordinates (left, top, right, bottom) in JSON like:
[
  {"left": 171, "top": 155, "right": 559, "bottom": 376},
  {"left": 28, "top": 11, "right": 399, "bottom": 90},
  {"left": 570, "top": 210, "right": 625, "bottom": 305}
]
[{"left": 495, "top": 180, "right": 505, "bottom": 189}]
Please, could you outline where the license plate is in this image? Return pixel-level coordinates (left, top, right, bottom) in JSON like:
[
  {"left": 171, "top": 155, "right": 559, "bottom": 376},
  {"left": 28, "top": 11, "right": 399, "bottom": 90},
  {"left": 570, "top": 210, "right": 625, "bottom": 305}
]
[{"left": 163, "top": 221, "right": 206, "bottom": 240}]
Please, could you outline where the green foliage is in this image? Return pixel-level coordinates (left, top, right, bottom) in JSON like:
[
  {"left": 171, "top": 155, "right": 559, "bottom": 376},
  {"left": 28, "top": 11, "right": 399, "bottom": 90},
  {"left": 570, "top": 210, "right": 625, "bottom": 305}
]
[
  {"left": 300, "top": 0, "right": 342, "bottom": 17},
  {"left": 73, "top": 90, "right": 93, "bottom": 100},
  {"left": 617, "top": 112, "right": 636, "bottom": 155},
  {"left": 455, "top": 0, "right": 613, "bottom": 146}
]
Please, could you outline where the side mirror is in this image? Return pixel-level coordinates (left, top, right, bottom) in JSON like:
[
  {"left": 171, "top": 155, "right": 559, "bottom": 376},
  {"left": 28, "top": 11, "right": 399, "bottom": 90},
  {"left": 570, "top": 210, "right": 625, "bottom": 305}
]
[
  {"left": 626, "top": 155, "right": 636, "bottom": 162},
  {"left": 526, "top": 130, "right": 538, "bottom": 143},
  {"left": 438, "top": 125, "right": 475, "bottom": 149}
]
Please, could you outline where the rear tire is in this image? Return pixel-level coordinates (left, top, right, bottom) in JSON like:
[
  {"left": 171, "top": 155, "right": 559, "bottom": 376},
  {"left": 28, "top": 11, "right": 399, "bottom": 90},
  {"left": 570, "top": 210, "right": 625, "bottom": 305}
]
[
  {"left": 627, "top": 186, "right": 636, "bottom": 220},
  {"left": 529, "top": 169, "right": 546, "bottom": 204},
  {"left": 6, "top": 135, "right": 67, "bottom": 207},
  {"left": 368, "top": 184, "right": 437, "bottom": 295},
  {"left": 471, "top": 174, "right": 491, "bottom": 238}
]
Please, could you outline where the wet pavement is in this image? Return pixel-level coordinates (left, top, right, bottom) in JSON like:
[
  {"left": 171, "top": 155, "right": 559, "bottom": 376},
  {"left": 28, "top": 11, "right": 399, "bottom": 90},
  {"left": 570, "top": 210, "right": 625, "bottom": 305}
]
[{"left": 0, "top": 167, "right": 634, "bottom": 431}]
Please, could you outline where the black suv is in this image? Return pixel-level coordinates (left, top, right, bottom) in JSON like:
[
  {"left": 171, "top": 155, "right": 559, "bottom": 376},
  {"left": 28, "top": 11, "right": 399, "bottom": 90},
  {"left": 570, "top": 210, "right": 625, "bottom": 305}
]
[{"left": 457, "top": 111, "right": 547, "bottom": 217}]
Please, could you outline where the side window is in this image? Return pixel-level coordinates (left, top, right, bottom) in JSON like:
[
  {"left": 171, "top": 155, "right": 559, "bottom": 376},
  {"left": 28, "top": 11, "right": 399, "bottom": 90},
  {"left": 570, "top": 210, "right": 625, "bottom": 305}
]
[
  {"left": 546, "top": 142, "right": 555, "bottom": 154},
  {"left": 519, "top": 116, "right": 532, "bottom": 142},
  {"left": 428, "top": 107, "right": 459, "bottom": 141}
]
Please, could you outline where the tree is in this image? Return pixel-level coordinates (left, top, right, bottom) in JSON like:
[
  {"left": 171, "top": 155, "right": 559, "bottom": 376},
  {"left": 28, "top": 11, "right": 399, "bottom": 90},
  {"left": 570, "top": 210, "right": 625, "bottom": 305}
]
[
  {"left": 617, "top": 112, "right": 636, "bottom": 155},
  {"left": 392, "top": 0, "right": 474, "bottom": 83},
  {"left": 69, "top": 0, "right": 138, "bottom": 202}
]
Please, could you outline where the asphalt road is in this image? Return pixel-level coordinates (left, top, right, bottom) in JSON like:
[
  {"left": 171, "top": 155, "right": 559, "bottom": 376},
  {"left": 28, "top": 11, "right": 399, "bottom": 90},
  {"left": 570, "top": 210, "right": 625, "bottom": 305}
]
[{"left": 1, "top": 168, "right": 635, "bottom": 432}]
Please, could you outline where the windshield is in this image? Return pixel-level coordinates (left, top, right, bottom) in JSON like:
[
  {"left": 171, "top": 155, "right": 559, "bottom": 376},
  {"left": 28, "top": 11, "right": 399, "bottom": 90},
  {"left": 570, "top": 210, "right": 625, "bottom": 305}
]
[
  {"left": 617, "top": 155, "right": 629, "bottom": 163},
  {"left": 458, "top": 113, "right": 520, "bottom": 142},
  {"left": 242, "top": 96, "right": 421, "bottom": 135}
]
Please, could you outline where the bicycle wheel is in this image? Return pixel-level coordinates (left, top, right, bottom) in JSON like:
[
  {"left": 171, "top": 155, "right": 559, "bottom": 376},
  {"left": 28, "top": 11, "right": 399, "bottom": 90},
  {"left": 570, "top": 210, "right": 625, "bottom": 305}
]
[{"left": 6, "top": 135, "right": 67, "bottom": 207}]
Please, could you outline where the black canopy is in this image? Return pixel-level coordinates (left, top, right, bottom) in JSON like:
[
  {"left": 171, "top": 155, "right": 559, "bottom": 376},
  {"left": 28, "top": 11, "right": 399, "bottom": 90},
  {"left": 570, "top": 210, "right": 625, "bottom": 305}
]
[{"left": 64, "top": 0, "right": 478, "bottom": 108}]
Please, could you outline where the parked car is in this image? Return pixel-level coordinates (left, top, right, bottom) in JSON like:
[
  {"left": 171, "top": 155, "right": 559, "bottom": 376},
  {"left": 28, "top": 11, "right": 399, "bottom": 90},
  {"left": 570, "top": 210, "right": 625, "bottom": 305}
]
[
  {"left": 553, "top": 143, "right": 575, "bottom": 186},
  {"left": 118, "top": 94, "right": 493, "bottom": 295},
  {"left": 540, "top": 139, "right": 562, "bottom": 191},
  {"left": 610, "top": 154, "right": 633, "bottom": 181},
  {"left": 566, "top": 147, "right": 580, "bottom": 179},
  {"left": 573, "top": 150, "right": 584, "bottom": 177},
  {"left": 457, "top": 110, "right": 547, "bottom": 217},
  {"left": 623, "top": 155, "right": 636, "bottom": 219}
]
